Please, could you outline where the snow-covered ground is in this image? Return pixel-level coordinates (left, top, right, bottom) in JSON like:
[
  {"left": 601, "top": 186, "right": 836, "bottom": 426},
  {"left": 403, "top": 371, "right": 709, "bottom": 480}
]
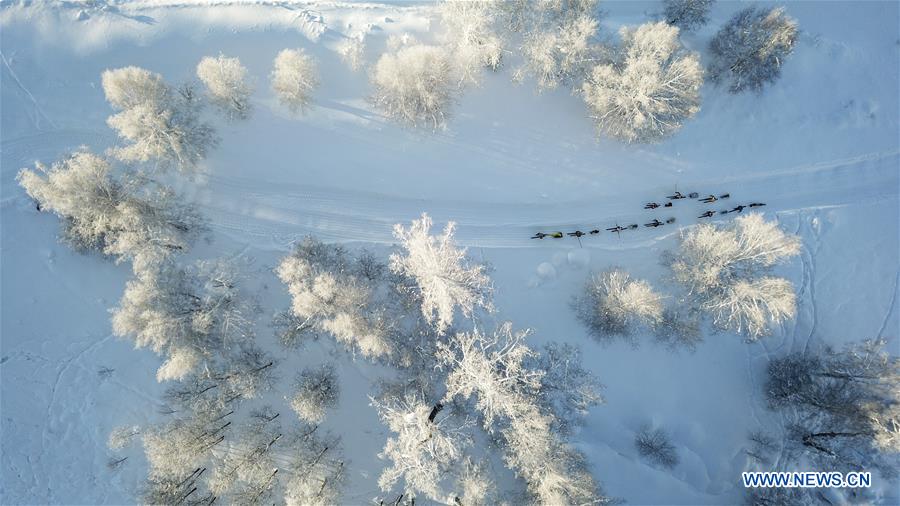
[{"left": 1, "top": 1, "right": 898, "bottom": 504}]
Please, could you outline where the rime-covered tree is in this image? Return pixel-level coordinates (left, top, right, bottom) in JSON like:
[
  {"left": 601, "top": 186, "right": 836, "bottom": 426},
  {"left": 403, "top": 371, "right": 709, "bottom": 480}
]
[
  {"left": 439, "top": 0, "right": 504, "bottom": 86},
  {"left": 391, "top": 213, "right": 492, "bottom": 334},
  {"left": 582, "top": 22, "right": 702, "bottom": 143},
  {"left": 112, "top": 260, "right": 255, "bottom": 381},
  {"left": 142, "top": 401, "right": 234, "bottom": 481},
  {"left": 708, "top": 6, "right": 798, "bottom": 93},
  {"left": 454, "top": 456, "right": 495, "bottom": 506},
  {"left": 372, "top": 392, "right": 470, "bottom": 503},
  {"left": 765, "top": 340, "right": 900, "bottom": 478},
  {"left": 18, "top": 150, "right": 201, "bottom": 271},
  {"left": 531, "top": 342, "right": 603, "bottom": 435},
  {"left": 276, "top": 238, "right": 392, "bottom": 358},
  {"left": 197, "top": 54, "right": 254, "bottom": 120},
  {"left": 508, "top": 0, "right": 602, "bottom": 91},
  {"left": 371, "top": 45, "right": 456, "bottom": 129},
  {"left": 291, "top": 364, "right": 340, "bottom": 424},
  {"left": 635, "top": 424, "right": 679, "bottom": 469},
  {"left": 208, "top": 408, "right": 285, "bottom": 503},
  {"left": 574, "top": 269, "right": 664, "bottom": 341},
  {"left": 338, "top": 35, "right": 366, "bottom": 72},
  {"left": 437, "top": 323, "right": 605, "bottom": 504},
  {"left": 663, "top": 0, "right": 714, "bottom": 32},
  {"left": 102, "top": 66, "right": 215, "bottom": 169},
  {"left": 271, "top": 48, "right": 319, "bottom": 114},
  {"left": 669, "top": 213, "right": 800, "bottom": 339}
]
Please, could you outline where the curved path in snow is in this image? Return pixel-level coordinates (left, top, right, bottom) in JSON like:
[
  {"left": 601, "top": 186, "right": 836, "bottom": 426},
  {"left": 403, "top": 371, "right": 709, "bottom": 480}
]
[
  {"left": 3, "top": 130, "right": 898, "bottom": 250},
  {"left": 197, "top": 149, "right": 900, "bottom": 249}
]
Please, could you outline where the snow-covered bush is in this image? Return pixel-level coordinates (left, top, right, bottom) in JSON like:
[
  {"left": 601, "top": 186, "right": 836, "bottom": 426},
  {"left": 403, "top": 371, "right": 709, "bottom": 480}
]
[
  {"left": 669, "top": 213, "right": 800, "bottom": 339},
  {"left": 271, "top": 48, "right": 319, "bottom": 114},
  {"left": 582, "top": 22, "right": 702, "bottom": 143},
  {"left": 509, "top": 0, "right": 602, "bottom": 91},
  {"left": 437, "top": 323, "right": 605, "bottom": 505},
  {"left": 277, "top": 238, "right": 392, "bottom": 358},
  {"left": 575, "top": 269, "right": 664, "bottom": 340},
  {"left": 663, "top": 0, "right": 714, "bottom": 32},
  {"left": 291, "top": 364, "right": 339, "bottom": 424},
  {"left": 708, "top": 6, "right": 798, "bottom": 93},
  {"left": 372, "top": 393, "right": 469, "bottom": 503},
  {"left": 439, "top": 0, "right": 504, "bottom": 86},
  {"left": 765, "top": 340, "right": 900, "bottom": 478},
  {"left": 17, "top": 150, "right": 201, "bottom": 271},
  {"left": 102, "top": 66, "right": 215, "bottom": 169},
  {"left": 391, "top": 213, "right": 492, "bottom": 334},
  {"left": 197, "top": 54, "right": 254, "bottom": 119},
  {"left": 371, "top": 45, "right": 455, "bottom": 129},
  {"left": 635, "top": 425, "right": 679, "bottom": 469},
  {"left": 112, "top": 260, "right": 253, "bottom": 381}
]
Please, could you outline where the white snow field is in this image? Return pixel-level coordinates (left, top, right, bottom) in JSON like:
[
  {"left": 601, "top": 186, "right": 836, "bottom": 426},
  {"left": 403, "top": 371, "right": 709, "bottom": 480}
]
[{"left": 1, "top": 0, "right": 898, "bottom": 504}]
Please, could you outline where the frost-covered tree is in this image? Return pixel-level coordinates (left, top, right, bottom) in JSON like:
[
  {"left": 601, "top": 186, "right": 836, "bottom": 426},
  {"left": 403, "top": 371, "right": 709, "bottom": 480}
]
[
  {"left": 439, "top": 0, "right": 504, "bottom": 86},
  {"left": 663, "top": 0, "right": 714, "bottom": 32},
  {"left": 705, "top": 277, "right": 796, "bottom": 340},
  {"left": 108, "top": 425, "right": 141, "bottom": 450},
  {"left": 574, "top": 269, "right": 664, "bottom": 341},
  {"left": 532, "top": 342, "right": 603, "bottom": 435},
  {"left": 277, "top": 238, "right": 392, "bottom": 358},
  {"left": 197, "top": 54, "right": 254, "bottom": 120},
  {"left": 291, "top": 364, "right": 340, "bottom": 424},
  {"left": 635, "top": 424, "right": 679, "bottom": 469},
  {"left": 669, "top": 213, "right": 801, "bottom": 339},
  {"left": 509, "top": 0, "right": 602, "bottom": 91},
  {"left": 112, "top": 260, "right": 254, "bottom": 381},
  {"left": 102, "top": 66, "right": 215, "bottom": 169},
  {"left": 17, "top": 150, "right": 201, "bottom": 271},
  {"left": 208, "top": 408, "right": 285, "bottom": 503},
  {"left": 371, "top": 45, "right": 455, "bottom": 129},
  {"left": 142, "top": 401, "right": 234, "bottom": 481},
  {"left": 437, "top": 323, "right": 605, "bottom": 504},
  {"left": 391, "top": 213, "right": 492, "bottom": 334},
  {"left": 708, "top": 6, "right": 798, "bottom": 93},
  {"left": 271, "top": 48, "right": 319, "bottom": 114},
  {"left": 454, "top": 456, "right": 495, "bottom": 506},
  {"left": 582, "top": 22, "right": 702, "bottom": 143},
  {"left": 338, "top": 35, "right": 366, "bottom": 72},
  {"left": 765, "top": 340, "right": 900, "bottom": 478},
  {"left": 372, "top": 392, "right": 470, "bottom": 503},
  {"left": 283, "top": 426, "right": 344, "bottom": 506},
  {"left": 654, "top": 307, "right": 703, "bottom": 351}
]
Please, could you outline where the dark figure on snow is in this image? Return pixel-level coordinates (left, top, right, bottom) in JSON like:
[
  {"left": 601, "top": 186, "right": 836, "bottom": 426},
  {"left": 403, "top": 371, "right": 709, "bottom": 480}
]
[
  {"left": 531, "top": 232, "right": 548, "bottom": 239},
  {"left": 644, "top": 202, "right": 660, "bottom": 209},
  {"left": 719, "top": 193, "right": 730, "bottom": 199},
  {"left": 644, "top": 219, "right": 664, "bottom": 228},
  {"left": 589, "top": 229, "right": 600, "bottom": 235},
  {"left": 731, "top": 205, "right": 746, "bottom": 213},
  {"left": 666, "top": 217, "right": 676, "bottom": 224},
  {"left": 688, "top": 192, "right": 699, "bottom": 199},
  {"left": 627, "top": 224, "right": 639, "bottom": 230},
  {"left": 700, "top": 194, "right": 717, "bottom": 203},
  {"left": 664, "top": 202, "right": 673, "bottom": 207},
  {"left": 749, "top": 202, "right": 766, "bottom": 207},
  {"left": 667, "top": 191, "right": 686, "bottom": 200},
  {"left": 606, "top": 225, "right": 625, "bottom": 233},
  {"left": 568, "top": 231, "right": 586, "bottom": 238},
  {"left": 698, "top": 210, "right": 716, "bottom": 218}
]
